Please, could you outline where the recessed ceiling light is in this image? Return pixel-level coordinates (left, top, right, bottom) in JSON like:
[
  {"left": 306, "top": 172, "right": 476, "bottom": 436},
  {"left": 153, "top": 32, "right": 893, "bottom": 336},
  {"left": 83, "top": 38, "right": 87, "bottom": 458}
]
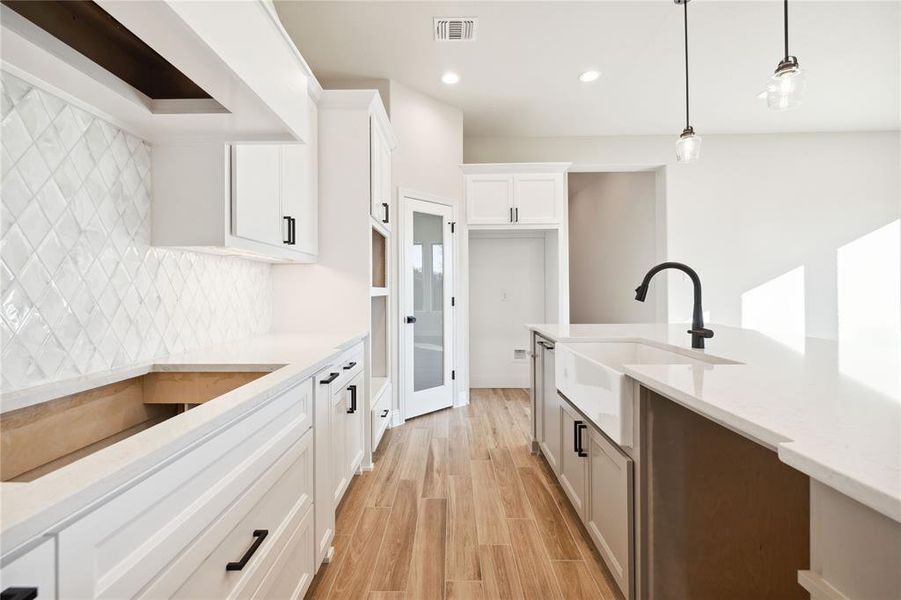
[
  {"left": 579, "top": 70, "right": 600, "bottom": 83},
  {"left": 442, "top": 71, "right": 460, "bottom": 85}
]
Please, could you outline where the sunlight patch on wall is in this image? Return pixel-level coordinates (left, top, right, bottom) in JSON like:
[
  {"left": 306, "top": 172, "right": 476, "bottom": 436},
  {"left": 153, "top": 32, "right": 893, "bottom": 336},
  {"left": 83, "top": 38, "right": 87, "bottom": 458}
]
[
  {"left": 837, "top": 220, "right": 900, "bottom": 399},
  {"left": 741, "top": 266, "right": 806, "bottom": 352}
]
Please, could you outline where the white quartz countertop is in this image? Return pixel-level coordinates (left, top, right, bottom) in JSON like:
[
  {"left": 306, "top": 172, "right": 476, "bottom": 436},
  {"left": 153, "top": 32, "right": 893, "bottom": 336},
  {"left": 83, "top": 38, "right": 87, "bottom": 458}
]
[
  {"left": 0, "top": 331, "right": 365, "bottom": 553},
  {"left": 527, "top": 323, "right": 901, "bottom": 524}
]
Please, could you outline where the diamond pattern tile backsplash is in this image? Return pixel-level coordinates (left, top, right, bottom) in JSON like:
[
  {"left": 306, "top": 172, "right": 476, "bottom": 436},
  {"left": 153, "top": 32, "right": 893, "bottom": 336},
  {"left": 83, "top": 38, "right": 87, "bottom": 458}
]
[{"left": 0, "top": 71, "right": 272, "bottom": 394}]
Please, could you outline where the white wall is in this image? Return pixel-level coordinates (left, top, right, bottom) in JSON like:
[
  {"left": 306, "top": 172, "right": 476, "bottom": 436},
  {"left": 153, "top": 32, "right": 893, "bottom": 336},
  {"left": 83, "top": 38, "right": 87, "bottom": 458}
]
[
  {"left": 469, "top": 235, "right": 546, "bottom": 388},
  {"left": 465, "top": 131, "right": 901, "bottom": 342},
  {"left": 568, "top": 172, "right": 658, "bottom": 324}
]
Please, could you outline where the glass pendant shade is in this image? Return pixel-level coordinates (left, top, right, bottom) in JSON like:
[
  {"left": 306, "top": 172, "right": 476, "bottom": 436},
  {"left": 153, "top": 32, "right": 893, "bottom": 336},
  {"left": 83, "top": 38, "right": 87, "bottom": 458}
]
[
  {"left": 763, "top": 58, "right": 806, "bottom": 110},
  {"left": 675, "top": 127, "right": 702, "bottom": 162}
]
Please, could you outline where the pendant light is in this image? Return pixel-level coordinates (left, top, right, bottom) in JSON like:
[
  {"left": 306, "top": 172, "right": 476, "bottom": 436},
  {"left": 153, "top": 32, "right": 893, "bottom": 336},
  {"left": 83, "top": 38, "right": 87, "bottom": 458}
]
[
  {"left": 675, "top": 0, "right": 701, "bottom": 163},
  {"left": 762, "top": 0, "right": 805, "bottom": 110}
]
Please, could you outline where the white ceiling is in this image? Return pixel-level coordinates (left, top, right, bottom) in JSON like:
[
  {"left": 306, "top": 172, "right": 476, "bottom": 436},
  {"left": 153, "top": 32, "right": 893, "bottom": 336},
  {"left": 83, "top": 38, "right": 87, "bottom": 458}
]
[{"left": 275, "top": 1, "right": 900, "bottom": 137}]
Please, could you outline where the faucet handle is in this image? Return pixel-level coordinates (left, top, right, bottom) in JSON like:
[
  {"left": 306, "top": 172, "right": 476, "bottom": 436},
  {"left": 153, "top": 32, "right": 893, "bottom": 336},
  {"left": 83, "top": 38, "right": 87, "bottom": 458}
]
[{"left": 687, "top": 327, "right": 714, "bottom": 339}]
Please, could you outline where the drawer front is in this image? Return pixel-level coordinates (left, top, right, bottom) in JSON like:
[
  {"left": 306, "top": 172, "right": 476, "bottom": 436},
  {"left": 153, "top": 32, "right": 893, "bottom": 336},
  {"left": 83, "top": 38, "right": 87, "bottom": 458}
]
[
  {"left": 333, "top": 343, "right": 364, "bottom": 391},
  {"left": 370, "top": 381, "right": 391, "bottom": 452},
  {"left": 168, "top": 429, "right": 314, "bottom": 599},
  {"left": 58, "top": 377, "right": 313, "bottom": 599},
  {"left": 0, "top": 538, "right": 55, "bottom": 600},
  {"left": 251, "top": 505, "right": 315, "bottom": 600}
]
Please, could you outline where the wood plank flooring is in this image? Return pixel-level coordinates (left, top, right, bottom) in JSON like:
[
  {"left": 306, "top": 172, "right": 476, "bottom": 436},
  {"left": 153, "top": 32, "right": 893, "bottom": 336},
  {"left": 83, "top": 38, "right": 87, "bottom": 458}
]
[{"left": 306, "top": 388, "right": 622, "bottom": 600}]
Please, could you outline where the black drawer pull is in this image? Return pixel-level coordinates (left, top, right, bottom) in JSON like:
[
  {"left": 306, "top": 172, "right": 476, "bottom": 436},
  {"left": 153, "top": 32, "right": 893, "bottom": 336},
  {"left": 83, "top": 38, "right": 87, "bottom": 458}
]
[
  {"left": 382, "top": 202, "right": 389, "bottom": 224},
  {"left": 226, "top": 529, "right": 268, "bottom": 571},
  {"left": 577, "top": 422, "right": 588, "bottom": 457},
  {"left": 342, "top": 361, "right": 357, "bottom": 370},
  {"left": 1, "top": 589, "right": 38, "bottom": 600},
  {"left": 347, "top": 384, "right": 357, "bottom": 413},
  {"left": 320, "top": 372, "right": 339, "bottom": 384},
  {"left": 381, "top": 409, "right": 389, "bottom": 418}
]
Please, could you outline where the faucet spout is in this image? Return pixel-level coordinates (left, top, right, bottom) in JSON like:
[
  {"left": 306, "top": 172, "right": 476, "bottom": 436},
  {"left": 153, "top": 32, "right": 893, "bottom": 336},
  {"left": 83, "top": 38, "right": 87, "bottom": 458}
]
[{"left": 634, "top": 261, "right": 713, "bottom": 349}]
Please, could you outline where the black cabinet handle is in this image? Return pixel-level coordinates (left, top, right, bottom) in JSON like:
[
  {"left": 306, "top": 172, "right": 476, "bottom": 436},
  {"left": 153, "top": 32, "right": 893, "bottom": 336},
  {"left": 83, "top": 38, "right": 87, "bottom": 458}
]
[
  {"left": 382, "top": 202, "right": 389, "bottom": 224},
  {"left": 573, "top": 420, "right": 580, "bottom": 454},
  {"left": 320, "top": 372, "right": 339, "bottom": 384},
  {"left": 342, "top": 361, "right": 357, "bottom": 370},
  {"left": 226, "top": 529, "right": 268, "bottom": 571},
  {"left": 347, "top": 384, "right": 357, "bottom": 413},
  {"left": 577, "top": 423, "right": 588, "bottom": 457},
  {"left": 405, "top": 316, "right": 417, "bottom": 324},
  {"left": 289, "top": 217, "right": 296, "bottom": 245},
  {"left": 283, "top": 216, "right": 292, "bottom": 244},
  {"left": 1, "top": 588, "right": 38, "bottom": 600},
  {"left": 515, "top": 207, "right": 519, "bottom": 222},
  {"left": 509, "top": 207, "right": 514, "bottom": 223},
  {"left": 381, "top": 409, "right": 389, "bottom": 418}
]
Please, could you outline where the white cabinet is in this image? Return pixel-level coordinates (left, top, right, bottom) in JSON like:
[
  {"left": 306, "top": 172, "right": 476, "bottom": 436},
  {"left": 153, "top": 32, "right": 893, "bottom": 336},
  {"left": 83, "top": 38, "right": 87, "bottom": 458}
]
[
  {"left": 466, "top": 174, "right": 514, "bottom": 224},
  {"left": 559, "top": 401, "right": 589, "bottom": 518},
  {"left": 0, "top": 538, "right": 55, "bottom": 600},
  {"left": 514, "top": 173, "right": 564, "bottom": 224},
  {"left": 345, "top": 372, "right": 365, "bottom": 476},
  {"left": 535, "top": 337, "right": 561, "bottom": 474},
  {"left": 370, "top": 119, "right": 393, "bottom": 228},
  {"left": 152, "top": 92, "right": 319, "bottom": 263},
  {"left": 585, "top": 428, "right": 633, "bottom": 598},
  {"left": 462, "top": 164, "right": 570, "bottom": 226},
  {"left": 329, "top": 379, "right": 350, "bottom": 505},
  {"left": 314, "top": 366, "right": 337, "bottom": 564},
  {"left": 231, "top": 144, "right": 283, "bottom": 247}
]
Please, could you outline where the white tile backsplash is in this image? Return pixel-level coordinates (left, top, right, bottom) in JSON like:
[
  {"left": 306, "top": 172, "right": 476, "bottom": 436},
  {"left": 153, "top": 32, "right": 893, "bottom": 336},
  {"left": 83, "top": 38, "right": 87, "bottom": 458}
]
[{"left": 0, "top": 71, "right": 272, "bottom": 393}]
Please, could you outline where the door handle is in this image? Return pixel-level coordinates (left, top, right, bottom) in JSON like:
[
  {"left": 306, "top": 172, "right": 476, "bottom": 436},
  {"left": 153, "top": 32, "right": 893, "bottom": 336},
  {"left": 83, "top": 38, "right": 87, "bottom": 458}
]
[
  {"left": 226, "top": 529, "right": 268, "bottom": 571},
  {"left": 405, "top": 316, "right": 417, "bottom": 324},
  {"left": 347, "top": 384, "right": 357, "bottom": 413},
  {"left": 577, "top": 423, "right": 588, "bottom": 457}
]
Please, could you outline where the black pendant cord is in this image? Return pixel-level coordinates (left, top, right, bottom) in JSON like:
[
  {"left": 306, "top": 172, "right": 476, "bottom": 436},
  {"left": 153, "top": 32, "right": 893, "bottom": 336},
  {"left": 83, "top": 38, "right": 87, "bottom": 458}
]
[
  {"left": 783, "top": 0, "right": 789, "bottom": 60},
  {"left": 683, "top": 1, "right": 690, "bottom": 130}
]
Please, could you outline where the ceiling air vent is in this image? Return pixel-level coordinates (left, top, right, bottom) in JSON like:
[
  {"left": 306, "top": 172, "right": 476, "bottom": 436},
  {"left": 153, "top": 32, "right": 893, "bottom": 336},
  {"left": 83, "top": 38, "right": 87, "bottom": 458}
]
[{"left": 434, "top": 17, "right": 477, "bottom": 42}]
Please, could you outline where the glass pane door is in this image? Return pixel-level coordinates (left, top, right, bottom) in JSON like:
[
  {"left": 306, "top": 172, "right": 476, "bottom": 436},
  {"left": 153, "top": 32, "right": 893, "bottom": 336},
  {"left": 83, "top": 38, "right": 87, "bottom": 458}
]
[{"left": 412, "top": 211, "right": 445, "bottom": 391}]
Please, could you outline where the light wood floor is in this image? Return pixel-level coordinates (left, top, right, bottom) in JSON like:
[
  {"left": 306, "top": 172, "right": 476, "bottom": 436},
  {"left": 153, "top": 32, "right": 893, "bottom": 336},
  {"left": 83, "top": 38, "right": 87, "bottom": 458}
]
[{"left": 306, "top": 388, "right": 622, "bottom": 600}]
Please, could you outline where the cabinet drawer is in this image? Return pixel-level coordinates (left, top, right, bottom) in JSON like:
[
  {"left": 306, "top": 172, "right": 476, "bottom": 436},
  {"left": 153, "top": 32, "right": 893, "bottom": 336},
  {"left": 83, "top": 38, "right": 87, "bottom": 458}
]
[
  {"left": 0, "top": 538, "right": 55, "bottom": 600},
  {"left": 166, "top": 429, "right": 314, "bottom": 599},
  {"left": 370, "top": 381, "right": 391, "bottom": 452},
  {"left": 57, "top": 378, "right": 313, "bottom": 599},
  {"left": 252, "top": 504, "right": 315, "bottom": 600},
  {"left": 320, "top": 343, "right": 363, "bottom": 397}
]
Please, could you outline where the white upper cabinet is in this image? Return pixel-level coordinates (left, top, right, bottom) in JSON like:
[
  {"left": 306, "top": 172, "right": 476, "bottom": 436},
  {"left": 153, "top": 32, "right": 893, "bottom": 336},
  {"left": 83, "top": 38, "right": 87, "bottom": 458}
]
[
  {"left": 370, "top": 120, "right": 393, "bottom": 228},
  {"left": 152, "top": 92, "right": 319, "bottom": 263},
  {"left": 462, "top": 163, "right": 570, "bottom": 227},
  {"left": 466, "top": 174, "right": 514, "bottom": 224},
  {"left": 232, "top": 145, "right": 283, "bottom": 247}
]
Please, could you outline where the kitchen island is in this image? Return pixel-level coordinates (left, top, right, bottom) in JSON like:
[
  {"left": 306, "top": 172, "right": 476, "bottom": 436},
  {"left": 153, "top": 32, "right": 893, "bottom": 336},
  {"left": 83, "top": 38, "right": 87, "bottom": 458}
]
[{"left": 527, "top": 323, "right": 900, "bottom": 600}]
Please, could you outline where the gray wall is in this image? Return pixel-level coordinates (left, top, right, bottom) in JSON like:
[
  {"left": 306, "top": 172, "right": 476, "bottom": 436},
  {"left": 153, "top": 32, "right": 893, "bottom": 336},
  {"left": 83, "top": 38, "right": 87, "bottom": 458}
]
[{"left": 568, "top": 172, "right": 658, "bottom": 324}]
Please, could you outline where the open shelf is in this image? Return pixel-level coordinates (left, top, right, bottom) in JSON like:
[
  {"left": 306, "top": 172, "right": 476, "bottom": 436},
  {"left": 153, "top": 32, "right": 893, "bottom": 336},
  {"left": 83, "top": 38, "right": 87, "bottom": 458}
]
[{"left": 371, "top": 228, "right": 386, "bottom": 288}]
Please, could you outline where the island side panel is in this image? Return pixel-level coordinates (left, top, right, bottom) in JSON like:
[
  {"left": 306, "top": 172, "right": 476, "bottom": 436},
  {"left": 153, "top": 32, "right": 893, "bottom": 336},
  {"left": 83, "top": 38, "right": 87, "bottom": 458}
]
[{"left": 642, "top": 389, "right": 810, "bottom": 600}]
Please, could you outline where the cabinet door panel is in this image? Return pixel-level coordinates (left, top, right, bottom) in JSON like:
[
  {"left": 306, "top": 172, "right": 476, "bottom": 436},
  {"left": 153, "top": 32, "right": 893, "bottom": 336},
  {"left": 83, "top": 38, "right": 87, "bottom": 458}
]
[
  {"left": 331, "top": 392, "right": 349, "bottom": 504},
  {"left": 514, "top": 173, "right": 562, "bottom": 224},
  {"left": 370, "top": 121, "right": 392, "bottom": 226},
  {"left": 559, "top": 402, "right": 588, "bottom": 518},
  {"left": 586, "top": 428, "right": 633, "bottom": 598},
  {"left": 539, "top": 343, "right": 561, "bottom": 475},
  {"left": 466, "top": 175, "right": 514, "bottom": 225},
  {"left": 345, "top": 372, "right": 365, "bottom": 476},
  {"left": 232, "top": 145, "right": 282, "bottom": 246},
  {"left": 282, "top": 102, "right": 318, "bottom": 256}
]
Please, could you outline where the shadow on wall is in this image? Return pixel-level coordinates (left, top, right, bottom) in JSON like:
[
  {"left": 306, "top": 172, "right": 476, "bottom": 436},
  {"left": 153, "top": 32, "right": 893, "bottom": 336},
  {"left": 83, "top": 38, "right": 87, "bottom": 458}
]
[{"left": 739, "top": 219, "right": 900, "bottom": 399}]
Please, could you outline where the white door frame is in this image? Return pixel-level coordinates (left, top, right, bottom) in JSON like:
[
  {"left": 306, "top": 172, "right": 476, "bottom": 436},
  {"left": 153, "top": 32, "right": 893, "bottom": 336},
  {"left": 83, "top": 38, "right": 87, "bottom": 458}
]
[{"left": 397, "top": 188, "right": 457, "bottom": 422}]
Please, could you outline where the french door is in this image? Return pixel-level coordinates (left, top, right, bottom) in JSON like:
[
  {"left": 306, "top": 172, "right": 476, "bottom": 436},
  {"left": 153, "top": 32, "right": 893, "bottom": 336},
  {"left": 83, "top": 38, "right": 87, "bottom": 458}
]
[{"left": 401, "top": 197, "right": 454, "bottom": 419}]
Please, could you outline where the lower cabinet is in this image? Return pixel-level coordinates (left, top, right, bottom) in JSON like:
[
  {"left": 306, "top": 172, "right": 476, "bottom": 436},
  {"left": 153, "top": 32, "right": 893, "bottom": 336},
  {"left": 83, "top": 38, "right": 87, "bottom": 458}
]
[
  {"left": 345, "top": 372, "right": 365, "bottom": 476},
  {"left": 0, "top": 537, "right": 55, "bottom": 600},
  {"left": 559, "top": 401, "right": 589, "bottom": 518},
  {"left": 536, "top": 338, "right": 561, "bottom": 475},
  {"left": 539, "top": 393, "right": 634, "bottom": 599},
  {"left": 585, "top": 428, "right": 633, "bottom": 598}
]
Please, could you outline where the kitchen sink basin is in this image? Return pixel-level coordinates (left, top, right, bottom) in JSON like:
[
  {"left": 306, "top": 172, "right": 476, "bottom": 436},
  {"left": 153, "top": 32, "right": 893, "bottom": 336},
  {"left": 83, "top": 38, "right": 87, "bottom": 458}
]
[{"left": 555, "top": 341, "right": 736, "bottom": 447}]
